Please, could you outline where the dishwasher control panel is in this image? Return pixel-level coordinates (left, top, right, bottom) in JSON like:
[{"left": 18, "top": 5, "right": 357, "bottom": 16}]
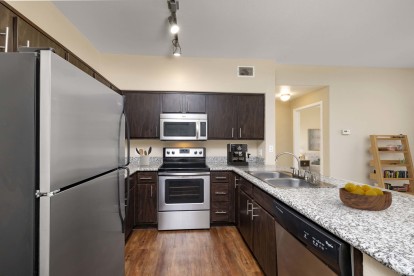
[{"left": 273, "top": 200, "right": 351, "bottom": 276}]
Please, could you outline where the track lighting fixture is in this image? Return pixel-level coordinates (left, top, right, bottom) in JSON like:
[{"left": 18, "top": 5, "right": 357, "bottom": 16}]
[
  {"left": 168, "top": 0, "right": 182, "bottom": 56},
  {"left": 172, "top": 38, "right": 181, "bottom": 57}
]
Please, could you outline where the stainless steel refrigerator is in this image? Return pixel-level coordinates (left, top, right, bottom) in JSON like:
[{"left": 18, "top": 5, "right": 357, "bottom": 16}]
[{"left": 0, "top": 50, "right": 127, "bottom": 276}]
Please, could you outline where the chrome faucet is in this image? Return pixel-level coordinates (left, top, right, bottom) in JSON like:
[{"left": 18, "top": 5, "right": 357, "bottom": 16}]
[{"left": 275, "top": 152, "right": 301, "bottom": 176}]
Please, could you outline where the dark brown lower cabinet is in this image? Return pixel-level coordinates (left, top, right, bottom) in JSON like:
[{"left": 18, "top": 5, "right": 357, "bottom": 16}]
[
  {"left": 135, "top": 183, "right": 157, "bottom": 224},
  {"left": 238, "top": 183, "right": 277, "bottom": 276},
  {"left": 125, "top": 173, "right": 136, "bottom": 241},
  {"left": 238, "top": 190, "right": 254, "bottom": 250},
  {"left": 252, "top": 202, "right": 277, "bottom": 276}
]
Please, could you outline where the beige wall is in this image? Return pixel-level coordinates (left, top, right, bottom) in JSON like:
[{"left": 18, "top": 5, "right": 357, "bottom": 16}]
[
  {"left": 275, "top": 87, "right": 329, "bottom": 173},
  {"left": 299, "top": 106, "right": 320, "bottom": 153},
  {"left": 276, "top": 65, "right": 414, "bottom": 182}
]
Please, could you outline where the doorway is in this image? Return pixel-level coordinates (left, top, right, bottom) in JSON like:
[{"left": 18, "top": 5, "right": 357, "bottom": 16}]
[{"left": 293, "top": 102, "right": 323, "bottom": 174}]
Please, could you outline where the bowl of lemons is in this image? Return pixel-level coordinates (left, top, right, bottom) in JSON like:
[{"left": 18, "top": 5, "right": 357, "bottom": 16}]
[{"left": 339, "top": 183, "right": 392, "bottom": 211}]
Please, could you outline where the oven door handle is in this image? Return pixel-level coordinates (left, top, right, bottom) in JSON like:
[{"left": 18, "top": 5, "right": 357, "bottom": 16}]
[{"left": 158, "top": 172, "right": 211, "bottom": 176}]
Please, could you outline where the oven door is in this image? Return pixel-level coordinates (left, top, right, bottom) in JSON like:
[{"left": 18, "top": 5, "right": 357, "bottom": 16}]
[{"left": 158, "top": 173, "right": 210, "bottom": 211}]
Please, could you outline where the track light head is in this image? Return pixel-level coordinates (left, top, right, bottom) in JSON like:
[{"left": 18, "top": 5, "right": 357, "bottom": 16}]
[
  {"left": 168, "top": 16, "right": 180, "bottom": 34},
  {"left": 172, "top": 38, "right": 181, "bottom": 57}
]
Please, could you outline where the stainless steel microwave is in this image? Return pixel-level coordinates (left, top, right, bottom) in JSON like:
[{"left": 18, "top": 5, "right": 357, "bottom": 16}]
[{"left": 160, "top": 113, "right": 207, "bottom": 141}]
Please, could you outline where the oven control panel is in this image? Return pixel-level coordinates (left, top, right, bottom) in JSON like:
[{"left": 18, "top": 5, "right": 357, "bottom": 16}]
[{"left": 164, "top": 147, "right": 205, "bottom": 157}]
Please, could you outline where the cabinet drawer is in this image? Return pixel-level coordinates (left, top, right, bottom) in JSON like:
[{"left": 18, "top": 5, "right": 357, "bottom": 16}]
[
  {"left": 211, "top": 172, "right": 230, "bottom": 183},
  {"left": 211, "top": 202, "right": 230, "bottom": 222},
  {"left": 253, "top": 186, "right": 274, "bottom": 216},
  {"left": 137, "top": 172, "right": 157, "bottom": 184},
  {"left": 211, "top": 183, "right": 229, "bottom": 201}
]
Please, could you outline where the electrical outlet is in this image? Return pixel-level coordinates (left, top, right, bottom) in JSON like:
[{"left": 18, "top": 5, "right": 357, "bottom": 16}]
[
  {"left": 269, "top": 145, "right": 274, "bottom": 153},
  {"left": 341, "top": 129, "right": 351, "bottom": 135}
]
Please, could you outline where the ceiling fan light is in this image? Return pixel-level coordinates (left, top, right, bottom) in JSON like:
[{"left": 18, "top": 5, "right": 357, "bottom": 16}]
[{"left": 280, "top": 93, "right": 291, "bottom": 102}]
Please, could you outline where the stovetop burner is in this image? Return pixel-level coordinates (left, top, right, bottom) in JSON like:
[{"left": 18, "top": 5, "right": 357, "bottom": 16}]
[{"left": 159, "top": 147, "right": 210, "bottom": 172}]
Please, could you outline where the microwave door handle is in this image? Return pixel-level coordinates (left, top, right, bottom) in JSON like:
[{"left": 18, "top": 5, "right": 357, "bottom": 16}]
[{"left": 196, "top": 122, "right": 200, "bottom": 139}]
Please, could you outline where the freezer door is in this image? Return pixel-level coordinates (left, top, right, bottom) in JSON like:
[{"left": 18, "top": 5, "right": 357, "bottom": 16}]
[
  {"left": 0, "top": 53, "right": 37, "bottom": 275},
  {"left": 39, "top": 170, "right": 124, "bottom": 276},
  {"left": 39, "top": 50, "right": 124, "bottom": 192}
]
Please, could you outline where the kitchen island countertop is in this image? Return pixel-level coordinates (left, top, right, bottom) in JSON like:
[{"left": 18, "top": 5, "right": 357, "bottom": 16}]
[{"left": 128, "top": 162, "right": 414, "bottom": 275}]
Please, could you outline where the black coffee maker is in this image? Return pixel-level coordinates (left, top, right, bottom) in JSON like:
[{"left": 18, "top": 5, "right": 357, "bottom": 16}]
[{"left": 227, "top": 144, "right": 248, "bottom": 166}]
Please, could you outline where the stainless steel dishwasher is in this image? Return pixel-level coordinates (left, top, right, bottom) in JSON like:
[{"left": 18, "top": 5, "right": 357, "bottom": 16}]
[{"left": 273, "top": 200, "right": 351, "bottom": 276}]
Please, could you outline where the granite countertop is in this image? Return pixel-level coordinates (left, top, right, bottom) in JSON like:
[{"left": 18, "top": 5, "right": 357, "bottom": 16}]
[{"left": 129, "top": 161, "right": 414, "bottom": 275}]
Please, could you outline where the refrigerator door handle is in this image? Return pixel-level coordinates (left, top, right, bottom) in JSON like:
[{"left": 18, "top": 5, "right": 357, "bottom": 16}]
[
  {"left": 118, "top": 166, "right": 130, "bottom": 234},
  {"left": 124, "top": 112, "right": 130, "bottom": 166},
  {"left": 119, "top": 96, "right": 130, "bottom": 168}
]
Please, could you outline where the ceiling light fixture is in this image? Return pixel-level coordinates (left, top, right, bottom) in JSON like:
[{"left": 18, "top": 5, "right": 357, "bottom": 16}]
[
  {"left": 168, "top": 16, "right": 179, "bottom": 34},
  {"left": 172, "top": 37, "right": 181, "bottom": 57},
  {"left": 279, "top": 86, "right": 291, "bottom": 102},
  {"left": 168, "top": 0, "right": 182, "bottom": 56}
]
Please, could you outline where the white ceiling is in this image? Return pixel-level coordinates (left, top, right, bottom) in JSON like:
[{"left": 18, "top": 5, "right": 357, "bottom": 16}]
[{"left": 53, "top": 0, "right": 414, "bottom": 68}]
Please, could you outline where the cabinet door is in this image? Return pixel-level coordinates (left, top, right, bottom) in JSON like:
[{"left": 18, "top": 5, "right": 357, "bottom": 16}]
[
  {"left": 252, "top": 204, "right": 277, "bottom": 276},
  {"left": 125, "top": 173, "right": 136, "bottom": 241},
  {"left": 237, "top": 95, "right": 265, "bottom": 139},
  {"left": 135, "top": 183, "right": 157, "bottom": 224},
  {"left": 0, "top": 4, "right": 15, "bottom": 52},
  {"left": 162, "top": 93, "right": 183, "bottom": 113},
  {"left": 185, "top": 94, "right": 205, "bottom": 113},
  {"left": 207, "top": 94, "right": 237, "bottom": 139},
  {"left": 16, "top": 18, "right": 66, "bottom": 59},
  {"left": 238, "top": 190, "right": 253, "bottom": 250},
  {"left": 125, "top": 93, "right": 160, "bottom": 138}
]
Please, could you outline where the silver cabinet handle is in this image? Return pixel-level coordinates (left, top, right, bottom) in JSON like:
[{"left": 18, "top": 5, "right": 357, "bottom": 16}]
[
  {"left": 231, "top": 128, "right": 234, "bottom": 138},
  {"left": 215, "top": 211, "right": 228, "bottom": 214},
  {"left": 215, "top": 176, "right": 227, "bottom": 180},
  {"left": 155, "top": 126, "right": 158, "bottom": 137},
  {"left": 215, "top": 191, "right": 227, "bottom": 195},
  {"left": 246, "top": 200, "right": 253, "bottom": 215},
  {"left": 251, "top": 204, "right": 260, "bottom": 221},
  {"left": 239, "top": 128, "right": 242, "bottom": 138},
  {"left": 0, "top": 27, "right": 9, "bottom": 52},
  {"left": 139, "top": 177, "right": 153, "bottom": 180},
  {"left": 234, "top": 177, "right": 240, "bottom": 189},
  {"left": 150, "top": 185, "right": 153, "bottom": 197},
  {"left": 19, "top": 40, "right": 30, "bottom": 48}
]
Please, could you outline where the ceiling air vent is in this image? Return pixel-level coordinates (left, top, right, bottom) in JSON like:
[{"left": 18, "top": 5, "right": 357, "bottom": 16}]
[{"left": 237, "top": 66, "right": 254, "bottom": 77}]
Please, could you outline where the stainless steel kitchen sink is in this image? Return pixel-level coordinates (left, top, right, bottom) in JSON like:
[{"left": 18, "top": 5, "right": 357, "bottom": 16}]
[
  {"left": 246, "top": 171, "right": 291, "bottom": 179},
  {"left": 246, "top": 171, "right": 335, "bottom": 188}
]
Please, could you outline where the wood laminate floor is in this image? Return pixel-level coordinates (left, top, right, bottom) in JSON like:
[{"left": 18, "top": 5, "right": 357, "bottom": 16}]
[{"left": 125, "top": 226, "right": 264, "bottom": 276}]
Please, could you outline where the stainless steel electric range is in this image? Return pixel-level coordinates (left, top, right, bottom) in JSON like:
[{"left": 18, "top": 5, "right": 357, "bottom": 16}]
[{"left": 157, "top": 147, "right": 210, "bottom": 230}]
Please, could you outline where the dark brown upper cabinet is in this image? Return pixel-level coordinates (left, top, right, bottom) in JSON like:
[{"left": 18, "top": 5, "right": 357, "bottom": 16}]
[
  {"left": 1, "top": 3, "right": 119, "bottom": 92},
  {"left": 162, "top": 93, "right": 206, "bottom": 113},
  {"left": 16, "top": 17, "right": 66, "bottom": 59},
  {"left": 0, "top": 3, "right": 15, "bottom": 52},
  {"left": 207, "top": 94, "right": 238, "bottom": 139},
  {"left": 237, "top": 95, "right": 265, "bottom": 140},
  {"left": 124, "top": 92, "right": 160, "bottom": 139},
  {"left": 207, "top": 94, "right": 264, "bottom": 140}
]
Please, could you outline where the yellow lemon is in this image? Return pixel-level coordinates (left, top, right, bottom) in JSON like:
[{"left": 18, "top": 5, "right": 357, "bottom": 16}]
[
  {"left": 361, "top": 184, "right": 372, "bottom": 192},
  {"left": 373, "top": 188, "right": 384, "bottom": 196},
  {"left": 351, "top": 187, "right": 365, "bottom": 195},
  {"left": 365, "top": 189, "right": 377, "bottom": 196},
  {"left": 344, "top": 183, "right": 357, "bottom": 192}
]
